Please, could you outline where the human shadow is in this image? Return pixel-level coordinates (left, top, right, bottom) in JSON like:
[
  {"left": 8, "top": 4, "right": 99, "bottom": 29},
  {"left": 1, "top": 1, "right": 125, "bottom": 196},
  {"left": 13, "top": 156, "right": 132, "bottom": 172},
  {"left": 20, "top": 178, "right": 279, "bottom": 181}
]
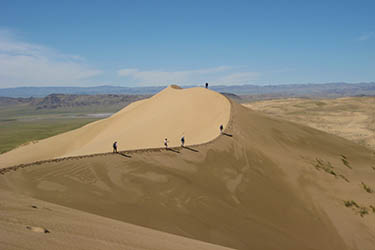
[
  {"left": 182, "top": 146, "right": 199, "bottom": 152},
  {"left": 166, "top": 148, "right": 180, "bottom": 153},
  {"left": 118, "top": 152, "right": 132, "bottom": 158},
  {"left": 222, "top": 132, "right": 233, "bottom": 137}
]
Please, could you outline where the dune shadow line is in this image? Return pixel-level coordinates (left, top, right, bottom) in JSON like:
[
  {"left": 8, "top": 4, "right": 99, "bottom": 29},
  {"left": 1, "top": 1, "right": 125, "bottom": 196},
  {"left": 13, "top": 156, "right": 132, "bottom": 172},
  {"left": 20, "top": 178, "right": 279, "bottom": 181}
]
[
  {"left": 118, "top": 152, "right": 132, "bottom": 158},
  {"left": 166, "top": 148, "right": 180, "bottom": 153},
  {"left": 182, "top": 146, "right": 199, "bottom": 152},
  {"left": 222, "top": 132, "right": 233, "bottom": 137}
]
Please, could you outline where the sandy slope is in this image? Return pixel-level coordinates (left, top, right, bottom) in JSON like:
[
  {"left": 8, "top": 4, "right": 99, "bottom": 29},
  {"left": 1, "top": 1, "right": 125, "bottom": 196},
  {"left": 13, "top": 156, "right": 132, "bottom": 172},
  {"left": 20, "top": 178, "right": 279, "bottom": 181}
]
[
  {"left": 1, "top": 96, "right": 374, "bottom": 250},
  {"left": 0, "top": 85, "right": 230, "bottom": 168},
  {"left": 0, "top": 190, "right": 233, "bottom": 250}
]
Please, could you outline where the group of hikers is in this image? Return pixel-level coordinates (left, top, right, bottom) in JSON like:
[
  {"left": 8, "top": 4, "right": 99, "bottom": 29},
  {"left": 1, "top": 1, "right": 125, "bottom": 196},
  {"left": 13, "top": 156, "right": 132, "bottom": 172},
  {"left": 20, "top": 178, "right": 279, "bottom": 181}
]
[
  {"left": 163, "top": 135, "right": 184, "bottom": 149},
  {"left": 111, "top": 82, "right": 219, "bottom": 153},
  {"left": 113, "top": 124, "right": 224, "bottom": 153}
]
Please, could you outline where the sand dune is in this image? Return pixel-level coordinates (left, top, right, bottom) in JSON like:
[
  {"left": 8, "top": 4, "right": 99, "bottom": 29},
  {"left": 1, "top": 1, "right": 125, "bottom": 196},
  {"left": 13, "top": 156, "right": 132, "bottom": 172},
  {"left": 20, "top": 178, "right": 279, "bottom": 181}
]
[
  {"left": 0, "top": 190, "right": 233, "bottom": 250},
  {"left": 0, "top": 85, "right": 230, "bottom": 168},
  {"left": 1, "top": 90, "right": 374, "bottom": 250}
]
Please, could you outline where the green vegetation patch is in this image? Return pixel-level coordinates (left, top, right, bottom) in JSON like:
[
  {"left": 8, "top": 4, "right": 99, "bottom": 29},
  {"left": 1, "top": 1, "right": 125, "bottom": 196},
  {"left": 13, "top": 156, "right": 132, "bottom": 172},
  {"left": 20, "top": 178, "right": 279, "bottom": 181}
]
[
  {"left": 340, "top": 154, "right": 352, "bottom": 169},
  {"left": 0, "top": 118, "right": 97, "bottom": 154},
  {"left": 313, "top": 158, "right": 351, "bottom": 182},
  {"left": 359, "top": 207, "right": 369, "bottom": 217},
  {"left": 0, "top": 95, "right": 146, "bottom": 155},
  {"left": 361, "top": 182, "right": 373, "bottom": 193},
  {"left": 314, "top": 158, "right": 337, "bottom": 176},
  {"left": 344, "top": 200, "right": 359, "bottom": 208},
  {"left": 338, "top": 174, "right": 350, "bottom": 182},
  {"left": 344, "top": 200, "right": 371, "bottom": 217}
]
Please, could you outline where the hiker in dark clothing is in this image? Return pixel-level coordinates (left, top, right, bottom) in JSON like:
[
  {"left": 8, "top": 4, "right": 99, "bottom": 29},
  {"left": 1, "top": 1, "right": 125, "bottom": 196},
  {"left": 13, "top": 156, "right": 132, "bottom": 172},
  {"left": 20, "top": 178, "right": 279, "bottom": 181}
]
[
  {"left": 205, "top": 82, "right": 208, "bottom": 89},
  {"left": 113, "top": 141, "right": 118, "bottom": 153},
  {"left": 220, "top": 125, "right": 223, "bottom": 134},
  {"left": 164, "top": 138, "right": 168, "bottom": 149},
  {"left": 181, "top": 136, "right": 185, "bottom": 147}
]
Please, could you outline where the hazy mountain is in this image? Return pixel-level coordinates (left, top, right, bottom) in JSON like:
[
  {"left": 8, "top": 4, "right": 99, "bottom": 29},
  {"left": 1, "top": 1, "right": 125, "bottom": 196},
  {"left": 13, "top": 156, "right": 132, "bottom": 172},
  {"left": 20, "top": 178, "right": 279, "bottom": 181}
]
[
  {"left": 0, "top": 94, "right": 148, "bottom": 113},
  {"left": 213, "top": 82, "right": 375, "bottom": 97},
  {"left": 0, "top": 86, "right": 165, "bottom": 98},
  {"left": 32, "top": 94, "right": 148, "bottom": 110},
  {"left": 0, "top": 82, "right": 374, "bottom": 98}
]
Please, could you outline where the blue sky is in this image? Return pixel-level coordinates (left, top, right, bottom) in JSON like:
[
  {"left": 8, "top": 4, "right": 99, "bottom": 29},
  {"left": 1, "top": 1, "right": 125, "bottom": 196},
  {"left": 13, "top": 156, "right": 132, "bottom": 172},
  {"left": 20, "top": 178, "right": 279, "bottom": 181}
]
[{"left": 0, "top": 0, "right": 374, "bottom": 87}]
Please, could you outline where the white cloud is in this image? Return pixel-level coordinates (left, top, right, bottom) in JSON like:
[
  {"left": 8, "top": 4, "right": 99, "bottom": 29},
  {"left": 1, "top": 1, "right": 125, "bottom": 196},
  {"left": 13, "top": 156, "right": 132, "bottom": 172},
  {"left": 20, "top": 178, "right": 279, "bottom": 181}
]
[
  {"left": 117, "top": 66, "right": 259, "bottom": 85},
  {"left": 358, "top": 32, "right": 374, "bottom": 41},
  {"left": 0, "top": 29, "right": 101, "bottom": 87}
]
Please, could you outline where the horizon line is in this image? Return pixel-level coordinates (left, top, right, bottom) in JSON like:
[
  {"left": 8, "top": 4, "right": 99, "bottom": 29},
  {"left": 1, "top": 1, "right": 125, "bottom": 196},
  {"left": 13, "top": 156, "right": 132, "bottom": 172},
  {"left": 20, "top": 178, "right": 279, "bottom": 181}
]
[{"left": 0, "top": 81, "right": 374, "bottom": 90}]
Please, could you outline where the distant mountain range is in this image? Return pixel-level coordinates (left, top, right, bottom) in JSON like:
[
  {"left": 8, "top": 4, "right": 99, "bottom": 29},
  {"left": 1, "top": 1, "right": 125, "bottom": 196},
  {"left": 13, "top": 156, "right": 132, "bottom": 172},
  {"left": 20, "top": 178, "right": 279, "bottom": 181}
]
[
  {"left": 0, "top": 94, "right": 148, "bottom": 112},
  {"left": 0, "top": 86, "right": 165, "bottom": 98},
  {"left": 0, "top": 82, "right": 374, "bottom": 98}
]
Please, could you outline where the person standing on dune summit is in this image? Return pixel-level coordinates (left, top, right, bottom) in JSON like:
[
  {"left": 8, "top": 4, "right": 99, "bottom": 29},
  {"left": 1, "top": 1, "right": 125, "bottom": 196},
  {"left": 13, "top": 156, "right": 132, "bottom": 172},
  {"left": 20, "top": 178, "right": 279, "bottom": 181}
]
[
  {"left": 164, "top": 138, "right": 168, "bottom": 149},
  {"left": 181, "top": 136, "right": 185, "bottom": 147},
  {"left": 113, "top": 141, "right": 118, "bottom": 153},
  {"left": 220, "top": 124, "right": 223, "bottom": 134}
]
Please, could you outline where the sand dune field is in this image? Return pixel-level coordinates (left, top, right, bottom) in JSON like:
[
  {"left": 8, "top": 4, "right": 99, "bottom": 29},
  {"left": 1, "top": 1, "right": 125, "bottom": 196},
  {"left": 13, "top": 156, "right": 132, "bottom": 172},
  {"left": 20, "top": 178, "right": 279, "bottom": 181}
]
[
  {"left": 243, "top": 97, "right": 375, "bottom": 150},
  {"left": 0, "top": 87, "right": 374, "bottom": 250}
]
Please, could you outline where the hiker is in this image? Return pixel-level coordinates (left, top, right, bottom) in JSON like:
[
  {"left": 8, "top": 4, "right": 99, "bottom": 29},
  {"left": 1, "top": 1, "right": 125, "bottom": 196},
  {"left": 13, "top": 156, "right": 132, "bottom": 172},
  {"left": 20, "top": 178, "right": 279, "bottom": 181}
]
[
  {"left": 205, "top": 82, "right": 208, "bottom": 89},
  {"left": 181, "top": 136, "right": 185, "bottom": 147},
  {"left": 220, "top": 124, "right": 223, "bottom": 134},
  {"left": 164, "top": 138, "right": 168, "bottom": 149},
  {"left": 113, "top": 141, "right": 118, "bottom": 153}
]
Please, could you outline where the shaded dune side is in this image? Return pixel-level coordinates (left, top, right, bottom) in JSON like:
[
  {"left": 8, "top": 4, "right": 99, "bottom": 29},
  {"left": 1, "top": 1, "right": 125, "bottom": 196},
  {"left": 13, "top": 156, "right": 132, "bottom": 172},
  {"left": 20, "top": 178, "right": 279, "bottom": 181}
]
[
  {"left": 0, "top": 86, "right": 230, "bottom": 168},
  {"left": 2, "top": 100, "right": 374, "bottom": 249},
  {"left": 0, "top": 190, "right": 233, "bottom": 250}
]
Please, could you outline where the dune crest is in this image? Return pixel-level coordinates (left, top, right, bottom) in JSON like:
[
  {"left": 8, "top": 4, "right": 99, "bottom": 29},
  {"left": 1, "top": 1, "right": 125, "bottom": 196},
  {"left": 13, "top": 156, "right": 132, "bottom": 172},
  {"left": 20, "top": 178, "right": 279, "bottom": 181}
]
[{"left": 0, "top": 86, "right": 230, "bottom": 168}]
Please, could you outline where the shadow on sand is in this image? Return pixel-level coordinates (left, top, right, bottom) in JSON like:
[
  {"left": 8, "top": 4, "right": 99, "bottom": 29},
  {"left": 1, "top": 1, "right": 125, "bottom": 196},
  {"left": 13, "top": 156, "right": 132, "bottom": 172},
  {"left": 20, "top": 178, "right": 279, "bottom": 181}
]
[
  {"left": 222, "top": 132, "right": 233, "bottom": 137},
  {"left": 182, "top": 146, "right": 199, "bottom": 152},
  {"left": 166, "top": 148, "right": 180, "bottom": 153},
  {"left": 118, "top": 152, "right": 132, "bottom": 158}
]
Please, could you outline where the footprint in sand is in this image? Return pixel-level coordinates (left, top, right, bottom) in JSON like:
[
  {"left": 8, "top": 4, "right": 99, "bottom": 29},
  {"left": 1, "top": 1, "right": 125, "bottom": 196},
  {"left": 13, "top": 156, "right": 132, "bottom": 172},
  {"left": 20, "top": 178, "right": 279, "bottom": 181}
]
[{"left": 26, "top": 226, "right": 50, "bottom": 233}]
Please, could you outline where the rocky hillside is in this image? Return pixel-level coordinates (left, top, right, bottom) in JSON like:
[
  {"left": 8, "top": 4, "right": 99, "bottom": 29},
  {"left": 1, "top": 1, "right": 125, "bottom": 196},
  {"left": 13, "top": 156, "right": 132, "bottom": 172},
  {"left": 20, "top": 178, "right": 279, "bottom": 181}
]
[{"left": 32, "top": 94, "right": 148, "bottom": 110}]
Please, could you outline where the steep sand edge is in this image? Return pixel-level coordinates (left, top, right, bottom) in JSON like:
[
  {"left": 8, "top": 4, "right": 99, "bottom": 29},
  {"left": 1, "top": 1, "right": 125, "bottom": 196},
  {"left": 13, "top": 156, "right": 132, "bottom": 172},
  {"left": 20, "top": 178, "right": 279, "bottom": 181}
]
[
  {"left": 1, "top": 100, "right": 373, "bottom": 250},
  {"left": 0, "top": 86, "right": 231, "bottom": 168}
]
